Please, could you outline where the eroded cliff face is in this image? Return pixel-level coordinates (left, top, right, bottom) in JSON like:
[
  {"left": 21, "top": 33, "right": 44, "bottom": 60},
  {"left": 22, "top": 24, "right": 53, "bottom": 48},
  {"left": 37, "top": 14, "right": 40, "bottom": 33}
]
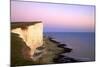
[{"left": 11, "top": 23, "right": 43, "bottom": 58}]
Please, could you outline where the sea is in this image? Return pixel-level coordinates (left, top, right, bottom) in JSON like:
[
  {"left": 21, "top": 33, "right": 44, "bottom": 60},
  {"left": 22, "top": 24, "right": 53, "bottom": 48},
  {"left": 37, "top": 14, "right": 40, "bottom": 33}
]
[{"left": 44, "top": 32, "right": 95, "bottom": 61}]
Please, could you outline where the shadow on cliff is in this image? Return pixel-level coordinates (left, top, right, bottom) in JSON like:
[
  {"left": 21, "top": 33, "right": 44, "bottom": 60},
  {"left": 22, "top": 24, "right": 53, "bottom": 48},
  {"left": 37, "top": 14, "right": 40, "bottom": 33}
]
[{"left": 11, "top": 32, "right": 34, "bottom": 66}]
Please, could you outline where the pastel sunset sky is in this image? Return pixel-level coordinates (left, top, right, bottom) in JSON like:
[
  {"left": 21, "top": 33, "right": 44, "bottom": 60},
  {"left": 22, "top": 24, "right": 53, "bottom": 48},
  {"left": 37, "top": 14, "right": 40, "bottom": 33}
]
[{"left": 11, "top": 1, "right": 95, "bottom": 32}]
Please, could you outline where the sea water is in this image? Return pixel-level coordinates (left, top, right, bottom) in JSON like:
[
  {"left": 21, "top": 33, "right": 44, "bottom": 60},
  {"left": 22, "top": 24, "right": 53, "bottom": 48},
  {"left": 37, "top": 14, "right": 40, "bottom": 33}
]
[{"left": 44, "top": 32, "right": 95, "bottom": 61}]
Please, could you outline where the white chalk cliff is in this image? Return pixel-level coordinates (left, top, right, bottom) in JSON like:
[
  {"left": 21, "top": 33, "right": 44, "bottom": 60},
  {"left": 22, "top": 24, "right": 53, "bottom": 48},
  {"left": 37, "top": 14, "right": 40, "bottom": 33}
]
[{"left": 11, "top": 21, "right": 43, "bottom": 58}]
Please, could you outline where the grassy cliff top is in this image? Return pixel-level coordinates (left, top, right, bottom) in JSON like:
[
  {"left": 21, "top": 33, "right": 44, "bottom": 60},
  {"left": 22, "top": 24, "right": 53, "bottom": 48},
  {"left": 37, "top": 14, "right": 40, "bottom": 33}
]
[{"left": 11, "top": 21, "right": 42, "bottom": 29}]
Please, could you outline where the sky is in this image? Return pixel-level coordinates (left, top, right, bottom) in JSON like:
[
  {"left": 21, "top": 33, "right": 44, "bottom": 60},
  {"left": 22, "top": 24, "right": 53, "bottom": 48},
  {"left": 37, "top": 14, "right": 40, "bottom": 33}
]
[{"left": 11, "top": 1, "right": 95, "bottom": 32}]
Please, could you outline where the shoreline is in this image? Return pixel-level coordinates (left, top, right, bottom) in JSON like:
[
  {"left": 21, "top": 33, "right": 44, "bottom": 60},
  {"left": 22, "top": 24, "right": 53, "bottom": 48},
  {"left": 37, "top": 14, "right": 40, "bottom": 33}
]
[{"left": 36, "top": 36, "right": 82, "bottom": 64}]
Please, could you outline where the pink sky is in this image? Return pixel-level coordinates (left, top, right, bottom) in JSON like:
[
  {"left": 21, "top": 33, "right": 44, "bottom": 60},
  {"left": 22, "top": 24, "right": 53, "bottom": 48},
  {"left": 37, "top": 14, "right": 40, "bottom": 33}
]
[{"left": 11, "top": 1, "right": 95, "bottom": 32}]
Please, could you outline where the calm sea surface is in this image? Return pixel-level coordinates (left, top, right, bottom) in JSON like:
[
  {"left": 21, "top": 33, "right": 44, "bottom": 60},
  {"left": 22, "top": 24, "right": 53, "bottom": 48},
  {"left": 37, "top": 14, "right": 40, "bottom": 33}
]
[{"left": 44, "top": 32, "right": 95, "bottom": 61}]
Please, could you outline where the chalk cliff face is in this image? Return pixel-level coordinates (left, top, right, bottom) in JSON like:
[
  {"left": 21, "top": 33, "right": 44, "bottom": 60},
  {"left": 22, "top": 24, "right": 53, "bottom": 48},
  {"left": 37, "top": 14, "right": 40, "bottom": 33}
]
[{"left": 11, "top": 22, "right": 43, "bottom": 58}]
